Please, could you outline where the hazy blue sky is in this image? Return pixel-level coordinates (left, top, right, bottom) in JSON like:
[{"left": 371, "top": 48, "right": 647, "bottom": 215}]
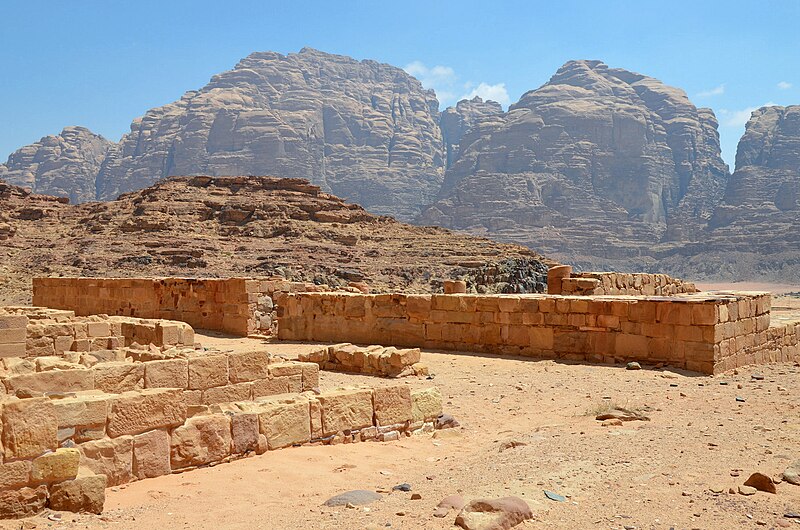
[{"left": 1, "top": 1, "right": 798, "bottom": 168}]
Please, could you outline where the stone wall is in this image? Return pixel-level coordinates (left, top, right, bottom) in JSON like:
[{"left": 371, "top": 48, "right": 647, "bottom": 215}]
[
  {"left": 0, "top": 307, "right": 194, "bottom": 359},
  {"left": 553, "top": 270, "right": 698, "bottom": 296},
  {"left": 0, "top": 375, "right": 443, "bottom": 518},
  {"left": 0, "top": 314, "right": 27, "bottom": 358},
  {"left": 278, "top": 291, "right": 800, "bottom": 374},
  {"left": 32, "top": 277, "right": 326, "bottom": 336}
]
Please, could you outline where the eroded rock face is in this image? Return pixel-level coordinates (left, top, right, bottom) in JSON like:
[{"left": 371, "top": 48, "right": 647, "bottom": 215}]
[
  {"left": 421, "top": 60, "right": 729, "bottom": 267},
  {"left": 440, "top": 96, "right": 503, "bottom": 168},
  {"left": 659, "top": 105, "right": 800, "bottom": 281},
  {"left": 93, "top": 48, "right": 444, "bottom": 220},
  {"left": 0, "top": 127, "right": 112, "bottom": 204}
]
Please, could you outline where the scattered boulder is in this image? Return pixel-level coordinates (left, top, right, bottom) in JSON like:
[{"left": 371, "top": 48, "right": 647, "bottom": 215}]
[
  {"left": 48, "top": 470, "right": 107, "bottom": 514},
  {"left": 434, "top": 494, "right": 467, "bottom": 518},
  {"left": 626, "top": 362, "right": 642, "bottom": 370},
  {"left": 436, "top": 413, "right": 460, "bottom": 429},
  {"left": 782, "top": 460, "right": 800, "bottom": 485},
  {"left": 324, "top": 490, "right": 382, "bottom": 507},
  {"left": 455, "top": 496, "right": 533, "bottom": 530},
  {"left": 743, "top": 472, "right": 777, "bottom": 494}
]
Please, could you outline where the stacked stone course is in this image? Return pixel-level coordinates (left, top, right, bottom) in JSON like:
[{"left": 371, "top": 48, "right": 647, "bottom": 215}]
[
  {"left": 299, "top": 343, "right": 429, "bottom": 377},
  {"left": 33, "top": 277, "right": 332, "bottom": 337},
  {"left": 551, "top": 268, "right": 698, "bottom": 296},
  {"left": 278, "top": 291, "right": 799, "bottom": 374}
]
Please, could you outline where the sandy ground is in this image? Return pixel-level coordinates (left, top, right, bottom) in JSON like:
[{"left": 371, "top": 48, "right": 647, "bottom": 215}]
[{"left": 4, "top": 284, "right": 800, "bottom": 530}]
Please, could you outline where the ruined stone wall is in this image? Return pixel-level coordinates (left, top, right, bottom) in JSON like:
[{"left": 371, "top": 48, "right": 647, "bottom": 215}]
[
  {"left": 556, "top": 271, "right": 698, "bottom": 296},
  {"left": 0, "top": 307, "right": 194, "bottom": 359},
  {"left": 0, "top": 361, "right": 442, "bottom": 517},
  {"left": 278, "top": 291, "right": 800, "bottom": 374},
  {"left": 32, "top": 277, "right": 324, "bottom": 336}
]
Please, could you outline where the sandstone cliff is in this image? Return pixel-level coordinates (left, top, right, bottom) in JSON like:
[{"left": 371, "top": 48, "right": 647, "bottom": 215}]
[
  {"left": 0, "top": 127, "right": 112, "bottom": 203},
  {"left": 94, "top": 48, "right": 444, "bottom": 220},
  {"left": 440, "top": 96, "right": 503, "bottom": 168},
  {"left": 420, "top": 60, "right": 730, "bottom": 269},
  {"left": 657, "top": 106, "right": 800, "bottom": 281}
]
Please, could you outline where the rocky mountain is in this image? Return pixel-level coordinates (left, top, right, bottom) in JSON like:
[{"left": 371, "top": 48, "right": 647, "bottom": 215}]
[
  {"left": 440, "top": 96, "right": 503, "bottom": 168},
  {"left": 420, "top": 60, "right": 730, "bottom": 269},
  {"left": 0, "top": 127, "right": 112, "bottom": 203},
  {"left": 1, "top": 48, "right": 445, "bottom": 221},
  {"left": 0, "top": 176, "right": 550, "bottom": 305},
  {"left": 657, "top": 105, "right": 800, "bottom": 281}
]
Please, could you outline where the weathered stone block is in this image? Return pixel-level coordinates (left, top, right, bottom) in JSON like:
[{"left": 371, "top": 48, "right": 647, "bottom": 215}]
[
  {"left": 170, "top": 414, "right": 232, "bottom": 468},
  {"left": 93, "top": 362, "right": 144, "bottom": 393},
  {"left": 202, "top": 383, "right": 252, "bottom": 405},
  {"left": 316, "top": 388, "right": 374, "bottom": 436},
  {"left": 411, "top": 387, "right": 442, "bottom": 422},
  {"left": 188, "top": 354, "right": 228, "bottom": 390},
  {"left": 256, "top": 397, "right": 311, "bottom": 449},
  {"left": 231, "top": 413, "right": 259, "bottom": 454},
  {"left": 227, "top": 351, "right": 270, "bottom": 382},
  {"left": 49, "top": 470, "right": 106, "bottom": 514},
  {"left": 0, "top": 460, "right": 31, "bottom": 489},
  {"left": 107, "top": 389, "right": 187, "bottom": 437},
  {"left": 79, "top": 436, "right": 133, "bottom": 486},
  {"left": 373, "top": 385, "right": 412, "bottom": 426},
  {"left": 133, "top": 429, "right": 171, "bottom": 479},
  {"left": 3, "top": 397, "right": 58, "bottom": 460},
  {"left": 144, "top": 358, "right": 188, "bottom": 389},
  {"left": 31, "top": 447, "right": 80, "bottom": 483},
  {"left": 4, "top": 369, "right": 94, "bottom": 394},
  {"left": 0, "top": 485, "right": 48, "bottom": 518},
  {"left": 53, "top": 392, "right": 109, "bottom": 429}
]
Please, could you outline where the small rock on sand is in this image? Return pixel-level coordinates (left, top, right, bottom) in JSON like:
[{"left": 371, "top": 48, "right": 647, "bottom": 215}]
[
  {"left": 455, "top": 496, "right": 533, "bottom": 530},
  {"left": 324, "top": 490, "right": 382, "bottom": 506}
]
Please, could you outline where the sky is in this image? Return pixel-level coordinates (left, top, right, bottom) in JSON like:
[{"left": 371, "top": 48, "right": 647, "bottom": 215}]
[{"left": 1, "top": 1, "right": 798, "bottom": 169}]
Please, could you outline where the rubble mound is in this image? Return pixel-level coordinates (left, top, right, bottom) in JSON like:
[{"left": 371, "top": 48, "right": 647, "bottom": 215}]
[{"left": 0, "top": 176, "right": 550, "bottom": 305}]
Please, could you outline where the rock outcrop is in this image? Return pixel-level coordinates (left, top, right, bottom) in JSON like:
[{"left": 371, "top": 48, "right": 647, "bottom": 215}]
[
  {"left": 93, "top": 48, "right": 444, "bottom": 220},
  {"left": 440, "top": 96, "right": 503, "bottom": 168},
  {"left": 0, "top": 127, "right": 112, "bottom": 203},
  {"left": 420, "top": 60, "right": 730, "bottom": 269},
  {"left": 658, "top": 106, "right": 800, "bottom": 281},
  {"left": 0, "top": 176, "right": 548, "bottom": 305}
]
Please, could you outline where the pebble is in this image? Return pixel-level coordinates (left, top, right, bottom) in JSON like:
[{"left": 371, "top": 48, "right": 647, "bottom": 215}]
[
  {"left": 392, "top": 483, "right": 411, "bottom": 492},
  {"left": 626, "top": 362, "right": 641, "bottom": 370},
  {"left": 751, "top": 374, "right": 765, "bottom": 381},
  {"left": 735, "top": 396, "right": 746, "bottom": 403},
  {"left": 411, "top": 493, "right": 422, "bottom": 500},
  {"left": 324, "top": 490, "right": 382, "bottom": 507},
  {"left": 743, "top": 472, "right": 777, "bottom": 494},
  {"left": 738, "top": 485, "right": 757, "bottom": 496}
]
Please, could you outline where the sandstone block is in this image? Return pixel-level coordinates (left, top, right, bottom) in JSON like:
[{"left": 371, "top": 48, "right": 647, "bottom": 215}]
[
  {"left": 133, "top": 429, "right": 171, "bottom": 479},
  {"left": 316, "top": 388, "right": 374, "bottom": 436},
  {"left": 53, "top": 392, "right": 109, "bottom": 429},
  {"left": 373, "top": 385, "right": 412, "bottom": 426},
  {"left": 144, "top": 358, "right": 188, "bottom": 389},
  {"left": 79, "top": 436, "right": 133, "bottom": 486},
  {"left": 170, "top": 414, "right": 232, "bottom": 468},
  {"left": 227, "top": 351, "right": 270, "bottom": 382},
  {"left": 93, "top": 362, "right": 144, "bottom": 393},
  {"left": 231, "top": 413, "right": 259, "bottom": 454},
  {"left": 107, "top": 389, "right": 187, "bottom": 437},
  {"left": 3, "top": 397, "right": 57, "bottom": 460},
  {"left": 188, "top": 354, "right": 228, "bottom": 390},
  {"left": 4, "top": 369, "right": 94, "bottom": 394},
  {"left": 31, "top": 447, "right": 80, "bottom": 483},
  {"left": 300, "top": 362, "right": 319, "bottom": 390},
  {"left": 0, "top": 460, "right": 31, "bottom": 489},
  {"left": 48, "top": 470, "right": 106, "bottom": 514},
  {"left": 202, "top": 383, "right": 252, "bottom": 405},
  {"left": 411, "top": 387, "right": 442, "bottom": 422},
  {"left": 0, "top": 485, "right": 48, "bottom": 518},
  {"left": 256, "top": 397, "right": 311, "bottom": 449}
]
